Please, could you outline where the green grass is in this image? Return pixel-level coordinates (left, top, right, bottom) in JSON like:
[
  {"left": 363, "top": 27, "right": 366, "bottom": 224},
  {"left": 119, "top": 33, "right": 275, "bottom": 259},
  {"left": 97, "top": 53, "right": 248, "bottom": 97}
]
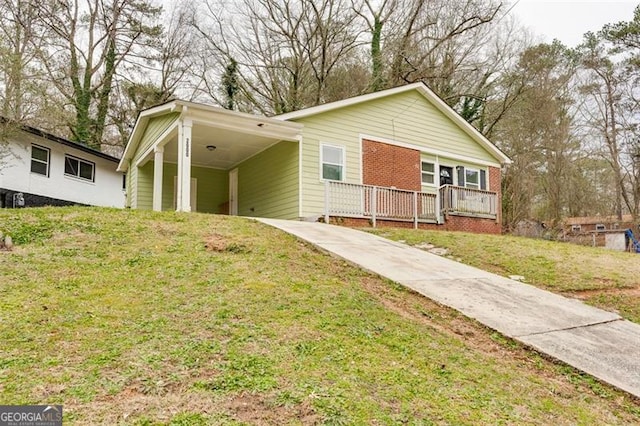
[
  {"left": 367, "top": 227, "right": 640, "bottom": 324},
  {"left": 0, "top": 207, "right": 638, "bottom": 424}
]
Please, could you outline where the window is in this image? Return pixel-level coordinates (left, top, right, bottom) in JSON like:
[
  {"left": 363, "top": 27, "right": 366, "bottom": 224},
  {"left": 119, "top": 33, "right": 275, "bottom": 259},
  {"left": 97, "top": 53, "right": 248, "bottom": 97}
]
[
  {"left": 571, "top": 225, "right": 581, "bottom": 232},
  {"left": 64, "top": 155, "right": 95, "bottom": 182},
  {"left": 465, "top": 168, "right": 480, "bottom": 189},
  {"left": 456, "top": 166, "right": 487, "bottom": 190},
  {"left": 31, "top": 145, "right": 50, "bottom": 176},
  {"left": 321, "top": 144, "right": 344, "bottom": 181},
  {"left": 595, "top": 224, "right": 606, "bottom": 231},
  {"left": 421, "top": 161, "right": 435, "bottom": 185}
]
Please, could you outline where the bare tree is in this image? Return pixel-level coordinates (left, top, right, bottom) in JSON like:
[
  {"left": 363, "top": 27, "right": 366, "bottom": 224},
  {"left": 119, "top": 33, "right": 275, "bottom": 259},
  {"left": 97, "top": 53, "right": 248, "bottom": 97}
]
[
  {"left": 578, "top": 32, "right": 640, "bottom": 221},
  {"left": 109, "top": 1, "right": 198, "bottom": 148},
  {"left": 193, "top": 0, "right": 364, "bottom": 114},
  {"left": 493, "top": 42, "right": 579, "bottom": 229},
  {"left": 32, "top": 0, "right": 162, "bottom": 149},
  {"left": 0, "top": 0, "right": 47, "bottom": 122}
]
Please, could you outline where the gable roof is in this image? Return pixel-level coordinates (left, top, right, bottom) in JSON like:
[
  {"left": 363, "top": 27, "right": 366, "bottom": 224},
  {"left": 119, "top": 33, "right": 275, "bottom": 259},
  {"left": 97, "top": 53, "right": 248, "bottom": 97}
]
[
  {"left": 1, "top": 118, "right": 120, "bottom": 163},
  {"left": 274, "top": 82, "right": 511, "bottom": 165}
]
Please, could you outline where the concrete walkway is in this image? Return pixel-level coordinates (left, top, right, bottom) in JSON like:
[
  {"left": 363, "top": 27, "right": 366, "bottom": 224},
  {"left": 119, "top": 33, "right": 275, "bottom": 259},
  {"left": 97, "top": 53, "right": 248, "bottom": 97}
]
[{"left": 257, "top": 218, "right": 640, "bottom": 398}]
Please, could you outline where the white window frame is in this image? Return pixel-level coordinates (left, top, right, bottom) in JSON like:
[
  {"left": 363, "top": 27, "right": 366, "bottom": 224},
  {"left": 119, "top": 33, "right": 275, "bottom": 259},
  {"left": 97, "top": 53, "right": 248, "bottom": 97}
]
[
  {"left": 320, "top": 143, "right": 346, "bottom": 182},
  {"left": 595, "top": 224, "right": 606, "bottom": 231},
  {"left": 571, "top": 224, "right": 581, "bottom": 232},
  {"left": 465, "top": 168, "right": 480, "bottom": 189},
  {"left": 30, "top": 144, "right": 50, "bottom": 177},
  {"left": 64, "top": 154, "right": 95, "bottom": 182},
  {"left": 421, "top": 161, "right": 436, "bottom": 186}
]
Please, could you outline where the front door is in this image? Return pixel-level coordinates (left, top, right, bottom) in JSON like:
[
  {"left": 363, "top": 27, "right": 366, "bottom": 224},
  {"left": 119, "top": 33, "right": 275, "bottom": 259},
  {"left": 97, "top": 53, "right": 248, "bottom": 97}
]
[
  {"left": 439, "top": 166, "right": 453, "bottom": 186},
  {"left": 229, "top": 168, "right": 238, "bottom": 215}
]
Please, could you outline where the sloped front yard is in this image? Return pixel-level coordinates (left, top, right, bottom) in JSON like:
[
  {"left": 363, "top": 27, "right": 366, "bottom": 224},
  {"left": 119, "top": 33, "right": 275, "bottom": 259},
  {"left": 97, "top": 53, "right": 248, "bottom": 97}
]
[
  {"left": 0, "top": 207, "right": 639, "bottom": 424},
  {"left": 367, "top": 228, "right": 640, "bottom": 324}
]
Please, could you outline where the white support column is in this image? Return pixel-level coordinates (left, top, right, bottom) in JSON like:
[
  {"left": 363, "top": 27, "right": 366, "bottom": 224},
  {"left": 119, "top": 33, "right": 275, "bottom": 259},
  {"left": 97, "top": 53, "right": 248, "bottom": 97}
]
[
  {"left": 413, "top": 191, "right": 419, "bottom": 229},
  {"left": 152, "top": 146, "right": 164, "bottom": 212},
  {"left": 371, "top": 186, "right": 377, "bottom": 228},
  {"left": 175, "top": 118, "right": 193, "bottom": 212},
  {"left": 179, "top": 118, "right": 193, "bottom": 212},
  {"left": 176, "top": 123, "right": 184, "bottom": 211}
]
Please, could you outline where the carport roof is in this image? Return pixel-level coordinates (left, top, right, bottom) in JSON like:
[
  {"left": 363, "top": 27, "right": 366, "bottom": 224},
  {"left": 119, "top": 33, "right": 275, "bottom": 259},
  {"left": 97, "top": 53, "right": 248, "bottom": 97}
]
[{"left": 117, "top": 100, "right": 303, "bottom": 172}]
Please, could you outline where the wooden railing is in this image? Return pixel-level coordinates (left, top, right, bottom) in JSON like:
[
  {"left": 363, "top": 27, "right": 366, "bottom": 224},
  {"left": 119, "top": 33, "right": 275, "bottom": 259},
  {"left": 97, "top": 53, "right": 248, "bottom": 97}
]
[
  {"left": 439, "top": 184, "right": 498, "bottom": 217},
  {"left": 324, "top": 181, "right": 438, "bottom": 227}
]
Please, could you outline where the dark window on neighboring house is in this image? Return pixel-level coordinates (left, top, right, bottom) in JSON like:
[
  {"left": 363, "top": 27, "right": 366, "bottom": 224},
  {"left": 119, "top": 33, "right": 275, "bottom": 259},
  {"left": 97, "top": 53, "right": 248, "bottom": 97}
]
[
  {"left": 595, "top": 224, "right": 606, "bottom": 231},
  {"left": 571, "top": 224, "right": 581, "bottom": 233},
  {"left": 31, "top": 145, "right": 50, "bottom": 176},
  {"left": 64, "top": 155, "right": 95, "bottom": 182}
]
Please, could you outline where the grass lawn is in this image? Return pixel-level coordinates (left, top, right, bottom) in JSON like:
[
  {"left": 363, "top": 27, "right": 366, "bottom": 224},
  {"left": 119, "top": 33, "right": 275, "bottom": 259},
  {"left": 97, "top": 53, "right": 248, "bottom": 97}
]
[
  {"left": 0, "top": 207, "right": 638, "bottom": 424},
  {"left": 366, "top": 227, "right": 640, "bottom": 325}
]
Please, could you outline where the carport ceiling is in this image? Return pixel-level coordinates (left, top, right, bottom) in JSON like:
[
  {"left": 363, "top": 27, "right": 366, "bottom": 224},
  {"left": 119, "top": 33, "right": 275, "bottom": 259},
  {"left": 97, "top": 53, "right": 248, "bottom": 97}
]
[{"left": 162, "top": 125, "right": 293, "bottom": 170}]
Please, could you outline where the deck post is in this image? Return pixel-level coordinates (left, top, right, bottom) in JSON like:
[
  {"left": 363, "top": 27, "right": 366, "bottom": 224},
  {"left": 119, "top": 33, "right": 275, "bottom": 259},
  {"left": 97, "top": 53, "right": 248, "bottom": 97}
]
[
  {"left": 324, "top": 180, "right": 330, "bottom": 224},
  {"left": 152, "top": 146, "right": 164, "bottom": 211},
  {"left": 371, "top": 186, "right": 377, "bottom": 228},
  {"left": 413, "top": 191, "right": 418, "bottom": 229},
  {"left": 435, "top": 186, "right": 441, "bottom": 224}
]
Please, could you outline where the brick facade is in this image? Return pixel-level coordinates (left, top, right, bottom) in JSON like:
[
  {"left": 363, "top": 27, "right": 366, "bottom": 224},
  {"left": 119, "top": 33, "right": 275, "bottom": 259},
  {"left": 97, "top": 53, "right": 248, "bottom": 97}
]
[
  {"left": 347, "top": 139, "right": 503, "bottom": 235},
  {"left": 362, "top": 139, "right": 421, "bottom": 191}
]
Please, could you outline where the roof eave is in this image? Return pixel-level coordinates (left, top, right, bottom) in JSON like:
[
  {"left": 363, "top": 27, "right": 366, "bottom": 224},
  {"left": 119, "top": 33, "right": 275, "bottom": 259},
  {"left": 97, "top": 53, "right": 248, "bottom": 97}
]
[
  {"left": 274, "top": 82, "right": 512, "bottom": 166},
  {"left": 117, "top": 100, "right": 183, "bottom": 172}
]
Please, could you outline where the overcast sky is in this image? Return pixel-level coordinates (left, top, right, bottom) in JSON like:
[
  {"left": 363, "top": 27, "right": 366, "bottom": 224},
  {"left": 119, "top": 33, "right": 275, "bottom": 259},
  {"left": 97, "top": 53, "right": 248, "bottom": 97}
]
[{"left": 510, "top": 0, "right": 639, "bottom": 47}]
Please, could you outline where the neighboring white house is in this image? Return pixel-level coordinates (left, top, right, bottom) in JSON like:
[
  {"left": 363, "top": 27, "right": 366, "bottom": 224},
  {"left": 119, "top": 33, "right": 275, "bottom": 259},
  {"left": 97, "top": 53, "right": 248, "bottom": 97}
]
[{"left": 0, "top": 124, "right": 124, "bottom": 208}]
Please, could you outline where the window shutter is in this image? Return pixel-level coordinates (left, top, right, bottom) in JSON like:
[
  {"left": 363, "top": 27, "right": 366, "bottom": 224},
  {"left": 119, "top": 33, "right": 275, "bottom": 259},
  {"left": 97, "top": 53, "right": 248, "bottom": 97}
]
[
  {"left": 456, "top": 166, "right": 465, "bottom": 187},
  {"left": 480, "top": 169, "right": 487, "bottom": 190}
]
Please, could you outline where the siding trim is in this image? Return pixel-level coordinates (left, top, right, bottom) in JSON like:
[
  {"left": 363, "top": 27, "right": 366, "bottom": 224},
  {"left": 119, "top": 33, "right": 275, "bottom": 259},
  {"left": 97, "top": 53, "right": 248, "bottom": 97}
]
[
  {"left": 359, "top": 133, "right": 501, "bottom": 168},
  {"left": 358, "top": 136, "right": 363, "bottom": 185},
  {"left": 298, "top": 135, "right": 303, "bottom": 218},
  {"left": 135, "top": 122, "right": 178, "bottom": 168}
]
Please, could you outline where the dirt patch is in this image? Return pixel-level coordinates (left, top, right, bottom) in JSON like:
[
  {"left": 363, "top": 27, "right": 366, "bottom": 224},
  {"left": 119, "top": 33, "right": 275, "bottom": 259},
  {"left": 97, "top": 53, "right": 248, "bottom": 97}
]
[
  {"left": 226, "top": 392, "right": 318, "bottom": 425},
  {"left": 566, "top": 287, "right": 640, "bottom": 300},
  {"left": 204, "top": 233, "right": 249, "bottom": 253}
]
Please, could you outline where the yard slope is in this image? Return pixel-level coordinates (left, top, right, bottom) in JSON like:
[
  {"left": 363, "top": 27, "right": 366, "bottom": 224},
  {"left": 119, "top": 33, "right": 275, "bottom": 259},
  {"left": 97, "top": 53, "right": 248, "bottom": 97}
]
[
  {"left": 367, "top": 228, "right": 640, "bottom": 324},
  {"left": 0, "top": 207, "right": 638, "bottom": 425}
]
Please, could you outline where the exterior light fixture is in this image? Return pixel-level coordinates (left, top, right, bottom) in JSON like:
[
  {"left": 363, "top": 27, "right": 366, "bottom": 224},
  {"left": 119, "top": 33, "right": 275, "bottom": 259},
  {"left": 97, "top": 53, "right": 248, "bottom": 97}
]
[{"left": 206, "top": 145, "right": 216, "bottom": 151}]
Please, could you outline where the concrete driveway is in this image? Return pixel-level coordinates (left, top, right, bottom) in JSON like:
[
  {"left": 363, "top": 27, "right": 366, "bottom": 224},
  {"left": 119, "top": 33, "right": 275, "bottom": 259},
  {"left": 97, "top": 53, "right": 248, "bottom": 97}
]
[{"left": 257, "top": 218, "right": 640, "bottom": 398}]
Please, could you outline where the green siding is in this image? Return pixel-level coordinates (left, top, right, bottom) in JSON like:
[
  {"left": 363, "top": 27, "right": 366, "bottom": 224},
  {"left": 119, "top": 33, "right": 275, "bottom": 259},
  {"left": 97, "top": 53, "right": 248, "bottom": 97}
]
[
  {"left": 135, "top": 113, "right": 179, "bottom": 162},
  {"left": 294, "top": 90, "right": 500, "bottom": 217},
  {"left": 158, "top": 163, "right": 228, "bottom": 213},
  {"left": 237, "top": 141, "right": 299, "bottom": 219},
  {"left": 137, "top": 162, "right": 153, "bottom": 210},
  {"left": 126, "top": 112, "right": 178, "bottom": 209},
  {"left": 135, "top": 162, "right": 229, "bottom": 213}
]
